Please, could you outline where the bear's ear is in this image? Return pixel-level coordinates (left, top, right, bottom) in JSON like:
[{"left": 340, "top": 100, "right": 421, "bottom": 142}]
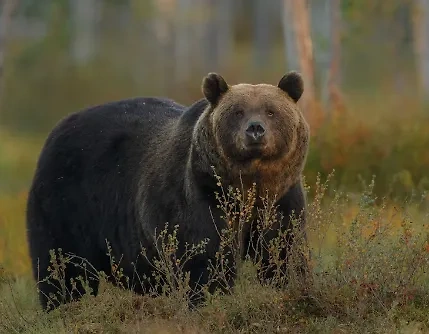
[
  {"left": 278, "top": 71, "right": 304, "bottom": 103},
  {"left": 202, "top": 73, "right": 229, "bottom": 105}
]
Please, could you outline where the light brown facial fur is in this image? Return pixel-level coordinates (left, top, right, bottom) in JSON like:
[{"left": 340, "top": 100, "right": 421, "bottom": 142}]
[{"left": 193, "top": 72, "right": 310, "bottom": 199}]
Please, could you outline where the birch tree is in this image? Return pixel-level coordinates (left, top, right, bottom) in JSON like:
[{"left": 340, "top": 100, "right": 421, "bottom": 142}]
[
  {"left": 69, "top": 0, "right": 101, "bottom": 65},
  {"left": 309, "top": 0, "right": 342, "bottom": 111},
  {"left": 215, "top": 0, "right": 234, "bottom": 71},
  {"left": 253, "top": 0, "right": 277, "bottom": 69},
  {"left": 282, "top": 0, "right": 316, "bottom": 115},
  {"left": 200, "top": 0, "right": 234, "bottom": 73}
]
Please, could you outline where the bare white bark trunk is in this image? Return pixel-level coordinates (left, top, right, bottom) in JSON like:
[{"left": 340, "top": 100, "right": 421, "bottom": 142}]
[
  {"left": 253, "top": 0, "right": 275, "bottom": 68},
  {"left": 216, "top": 0, "right": 234, "bottom": 70},
  {"left": 282, "top": 0, "right": 299, "bottom": 72},
  {"left": 201, "top": 0, "right": 220, "bottom": 72},
  {"left": 283, "top": 0, "right": 316, "bottom": 115},
  {"left": 70, "top": 0, "right": 102, "bottom": 65},
  {"left": 310, "top": 0, "right": 332, "bottom": 107}
]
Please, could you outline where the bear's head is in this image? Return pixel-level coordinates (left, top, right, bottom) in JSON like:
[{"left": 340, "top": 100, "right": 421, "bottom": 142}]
[{"left": 194, "top": 71, "right": 310, "bottom": 196}]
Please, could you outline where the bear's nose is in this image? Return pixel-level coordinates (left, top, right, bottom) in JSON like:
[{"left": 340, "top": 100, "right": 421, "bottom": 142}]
[{"left": 245, "top": 121, "right": 266, "bottom": 142}]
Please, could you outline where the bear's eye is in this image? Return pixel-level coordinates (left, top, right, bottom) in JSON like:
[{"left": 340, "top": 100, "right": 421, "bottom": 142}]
[
  {"left": 235, "top": 109, "right": 244, "bottom": 117},
  {"left": 267, "top": 110, "right": 274, "bottom": 117}
]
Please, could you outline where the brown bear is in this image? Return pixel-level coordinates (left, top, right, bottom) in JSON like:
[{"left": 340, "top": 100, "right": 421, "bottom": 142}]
[{"left": 26, "top": 71, "right": 310, "bottom": 311}]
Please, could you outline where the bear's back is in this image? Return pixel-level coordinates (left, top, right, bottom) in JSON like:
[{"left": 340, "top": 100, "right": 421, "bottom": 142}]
[
  {"left": 29, "top": 96, "right": 207, "bottom": 215},
  {"left": 30, "top": 97, "right": 189, "bottom": 219},
  {"left": 40, "top": 97, "right": 186, "bottom": 163},
  {"left": 65, "top": 97, "right": 186, "bottom": 135},
  {"left": 27, "top": 97, "right": 199, "bottom": 256}
]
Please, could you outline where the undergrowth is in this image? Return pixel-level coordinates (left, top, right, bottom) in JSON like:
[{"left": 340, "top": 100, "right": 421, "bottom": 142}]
[{"left": 1, "top": 172, "right": 429, "bottom": 333}]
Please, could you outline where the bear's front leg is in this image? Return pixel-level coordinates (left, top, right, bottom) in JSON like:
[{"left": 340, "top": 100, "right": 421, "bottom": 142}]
[
  {"left": 186, "top": 250, "right": 237, "bottom": 308},
  {"left": 254, "top": 181, "right": 311, "bottom": 288}
]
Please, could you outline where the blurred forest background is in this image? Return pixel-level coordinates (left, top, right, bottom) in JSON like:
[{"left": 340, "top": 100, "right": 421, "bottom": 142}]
[{"left": 0, "top": 0, "right": 429, "bottom": 276}]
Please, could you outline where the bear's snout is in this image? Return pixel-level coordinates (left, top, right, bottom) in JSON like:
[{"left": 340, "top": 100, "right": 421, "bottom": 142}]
[{"left": 245, "top": 121, "right": 266, "bottom": 144}]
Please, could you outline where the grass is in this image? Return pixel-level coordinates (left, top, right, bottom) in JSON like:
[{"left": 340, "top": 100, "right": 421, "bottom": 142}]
[{"left": 1, "top": 169, "right": 428, "bottom": 333}]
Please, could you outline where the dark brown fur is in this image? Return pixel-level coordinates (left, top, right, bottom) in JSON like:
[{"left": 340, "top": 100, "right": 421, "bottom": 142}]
[
  {"left": 192, "top": 78, "right": 310, "bottom": 201},
  {"left": 191, "top": 72, "right": 311, "bottom": 286},
  {"left": 26, "top": 71, "right": 309, "bottom": 313}
]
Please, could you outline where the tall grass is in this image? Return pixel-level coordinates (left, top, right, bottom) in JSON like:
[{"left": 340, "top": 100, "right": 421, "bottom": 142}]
[{"left": 1, "top": 171, "right": 428, "bottom": 333}]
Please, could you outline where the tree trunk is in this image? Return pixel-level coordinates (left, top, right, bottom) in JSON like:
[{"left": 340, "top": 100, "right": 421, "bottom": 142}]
[
  {"left": 201, "top": 0, "right": 220, "bottom": 73},
  {"left": 69, "top": 0, "right": 102, "bottom": 65},
  {"left": 253, "top": 0, "right": 275, "bottom": 69},
  {"left": 283, "top": 0, "right": 316, "bottom": 116},
  {"left": 310, "top": 0, "right": 334, "bottom": 108},
  {"left": 152, "top": 0, "right": 176, "bottom": 93},
  {"left": 0, "top": 0, "right": 19, "bottom": 112},
  {"left": 216, "top": 0, "right": 234, "bottom": 71},
  {"left": 282, "top": 0, "right": 299, "bottom": 72},
  {"left": 413, "top": 0, "right": 429, "bottom": 102}
]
